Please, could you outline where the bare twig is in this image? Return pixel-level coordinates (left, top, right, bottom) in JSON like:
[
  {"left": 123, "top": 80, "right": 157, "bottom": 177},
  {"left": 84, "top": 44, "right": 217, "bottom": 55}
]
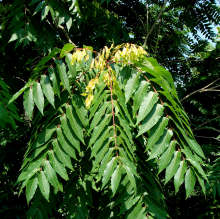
[
  {"left": 143, "top": 0, "right": 168, "bottom": 47},
  {"left": 181, "top": 78, "right": 220, "bottom": 102}
]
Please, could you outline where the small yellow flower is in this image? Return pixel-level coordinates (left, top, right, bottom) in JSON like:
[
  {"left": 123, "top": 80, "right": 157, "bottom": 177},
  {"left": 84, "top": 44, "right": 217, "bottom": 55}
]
[{"left": 85, "top": 94, "right": 94, "bottom": 108}]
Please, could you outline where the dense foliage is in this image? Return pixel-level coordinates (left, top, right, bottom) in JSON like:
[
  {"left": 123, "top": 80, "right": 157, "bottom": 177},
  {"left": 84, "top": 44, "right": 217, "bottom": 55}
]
[{"left": 0, "top": 0, "right": 219, "bottom": 218}]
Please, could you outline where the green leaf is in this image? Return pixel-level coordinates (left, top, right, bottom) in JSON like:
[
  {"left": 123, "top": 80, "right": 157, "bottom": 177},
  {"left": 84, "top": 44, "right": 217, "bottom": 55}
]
[
  {"left": 60, "top": 43, "right": 75, "bottom": 58},
  {"left": 123, "top": 164, "right": 137, "bottom": 192},
  {"left": 52, "top": 139, "right": 73, "bottom": 170},
  {"left": 32, "top": 124, "right": 56, "bottom": 149},
  {"left": 111, "top": 164, "right": 122, "bottom": 195},
  {"left": 102, "top": 157, "right": 117, "bottom": 188},
  {"left": 41, "top": 5, "right": 49, "bottom": 20},
  {"left": 48, "top": 151, "right": 69, "bottom": 181},
  {"left": 127, "top": 202, "right": 145, "bottom": 219},
  {"left": 33, "top": 81, "right": 44, "bottom": 115},
  {"left": 56, "top": 126, "right": 76, "bottom": 160},
  {"left": 137, "top": 104, "right": 164, "bottom": 137},
  {"left": 187, "top": 159, "right": 207, "bottom": 181},
  {"left": 23, "top": 87, "right": 34, "bottom": 120},
  {"left": 48, "top": 67, "right": 60, "bottom": 98},
  {"left": 89, "top": 102, "right": 109, "bottom": 133},
  {"left": 165, "top": 151, "right": 181, "bottom": 183},
  {"left": 26, "top": 177, "right": 38, "bottom": 204},
  {"left": 185, "top": 168, "right": 196, "bottom": 198},
  {"left": 158, "top": 140, "right": 176, "bottom": 173},
  {"left": 132, "top": 80, "right": 150, "bottom": 117},
  {"left": 99, "top": 147, "right": 114, "bottom": 176},
  {"left": 38, "top": 170, "right": 50, "bottom": 201},
  {"left": 8, "top": 81, "right": 31, "bottom": 105},
  {"left": 196, "top": 173, "right": 206, "bottom": 195},
  {"left": 66, "top": 104, "right": 84, "bottom": 144},
  {"left": 136, "top": 91, "right": 159, "bottom": 124},
  {"left": 44, "top": 160, "right": 62, "bottom": 192},
  {"left": 65, "top": 53, "right": 77, "bottom": 78},
  {"left": 125, "top": 71, "right": 140, "bottom": 103},
  {"left": 66, "top": 17, "right": 72, "bottom": 31},
  {"left": 148, "top": 129, "right": 173, "bottom": 160},
  {"left": 40, "top": 75, "right": 55, "bottom": 108},
  {"left": 187, "top": 138, "right": 205, "bottom": 159},
  {"left": 60, "top": 114, "right": 80, "bottom": 153},
  {"left": 89, "top": 114, "right": 111, "bottom": 147},
  {"left": 56, "top": 60, "right": 71, "bottom": 93},
  {"left": 91, "top": 127, "right": 112, "bottom": 157},
  {"left": 174, "top": 160, "right": 187, "bottom": 193},
  {"left": 147, "top": 117, "right": 169, "bottom": 150}
]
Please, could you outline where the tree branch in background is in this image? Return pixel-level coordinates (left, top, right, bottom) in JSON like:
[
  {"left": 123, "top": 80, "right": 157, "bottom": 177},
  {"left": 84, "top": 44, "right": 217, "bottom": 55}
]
[
  {"left": 181, "top": 78, "right": 220, "bottom": 102},
  {"left": 143, "top": 0, "right": 168, "bottom": 47}
]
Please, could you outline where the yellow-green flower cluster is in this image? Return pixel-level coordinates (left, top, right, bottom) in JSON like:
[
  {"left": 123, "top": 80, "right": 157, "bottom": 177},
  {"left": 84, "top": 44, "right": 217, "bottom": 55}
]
[
  {"left": 71, "top": 49, "right": 89, "bottom": 64},
  {"left": 112, "top": 43, "right": 147, "bottom": 64},
  {"left": 82, "top": 78, "right": 99, "bottom": 108}
]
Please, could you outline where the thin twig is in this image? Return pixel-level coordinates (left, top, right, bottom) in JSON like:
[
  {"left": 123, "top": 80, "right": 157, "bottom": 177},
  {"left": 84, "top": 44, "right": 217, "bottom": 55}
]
[
  {"left": 143, "top": 0, "right": 168, "bottom": 47},
  {"left": 181, "top": 78, "right": 220, "bottom": 101}
]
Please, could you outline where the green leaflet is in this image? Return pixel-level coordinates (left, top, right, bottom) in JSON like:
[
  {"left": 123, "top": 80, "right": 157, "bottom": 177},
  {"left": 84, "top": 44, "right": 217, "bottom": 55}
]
[
  {"left": 120, "top": 195, "right": 141, "bottom": 213},
  {"left": 132, "top": 80, "right": 150, "bottom": 117},
  {"left": 60, "top": 43, "right": 75, "bottom": 58},
  {"left": 89, "top": 114, "right": 111, "bottom": 147},
  {"left": 127, "top": 201, "right": 146, "bottom": 219},
  {"left": 44, "top": 160, "right": 62, "bottom": 192},
  {"left": 158, "top": 140, "right": 176, "bottom": 174},
  {"left": 148, "top": 129, "right": 173, "bottom": 160},
  {"left": 38, "top": 170, "right": 50, "bottom": 201},
  {"left": 114, "top": 84, "right": 133, "bottom": 125},
  {"left": 196, "top": 173, "right": 206, "bottom": 195},
  {"left": 23, "top": 87, "right": 34, "bottom": 120},
  {"left": 56, "top": 60, "right": 71, "bottom": 94},
  {"left": 56, "top": 126, "right": 77, "bottom": 160},
  {"left": 52, "top": 139, "right": 73, "bottom": 170},
  {"left": 65, "top": 53, "right": 77, "bottom": 78},
  {"left": 136, "top": 91, "right": 159, "bottom": 124},
  {"left": 187, "top": 137, "right": 205, "bottom": 159},
  {"left": 60, "top": 114, "right": 80, "bottom": 153},
  {"left": 89, "top": 102, "right": 110, "bottom": 133},
  {"left": 66, "top": 104, "right": 84, "bottom": 144},
  {"left": 48, "top": 67, "right": 60, "bottom": 98},
  {"left": 187, "top": 159, "right": 208, "bottom": 181},
  {"left": 32, "top": 124, "right": 56, "bottom": 149},
  {"left": 125, "top": 70, "right": 140, "bottom": 103},
  {"left": 173, "top": 119, "right": 205, "bottom": 158},
  {"left": 111, "top": 164, "right": 122, "bottom": 196},
  {"left": 48, "top": 151, "right": 69, "bottom": 181},
  {"left": 137, "top": 104, "right": 164, "bottom": 137},
  {"left": 123, "top": 164, "right": 137, "bottom": 192},
  {"left": 174, "top": 160, "right": 187, "bottom": 193},
  {"left": 33, "top": 81, "right": 44, "bottom": 115},
  {"left": 98, "top": 147, "right": 114, "bottom": 176},
  {"left": 91, "top": 127, "right": 112, "bottom": 157},
  {"left": 185, "top": 168, "right": 196, "bottom": 198},
  {"left": 117, "top": 115, "right": 133, "bottom": 144},
  {"left": 71, "top": 96, "right": 88, "bottom": 127},
  {"left": 165, "top": 151, "right": 181, "bottom": 184},
  {"left": 26, "top": 176, "right": 38, "bottom": 204},
  {"left": 40, "top": 74, "right": 55, "bottom": 108},
  {"left": 102, "top": 157, "right": 117, "bottom": 188},
  {"left": 8, "top": 81, "right": 31, "bottom": 105},
  {"left": 147, "top": 117, "right": 169, "bottom": 150}
]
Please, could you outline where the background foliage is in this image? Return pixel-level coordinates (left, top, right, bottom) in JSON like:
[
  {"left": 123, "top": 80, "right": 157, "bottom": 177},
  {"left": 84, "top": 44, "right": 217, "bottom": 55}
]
[{"left": 0, "top": 0, "right": 219, "bottom": 218}]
